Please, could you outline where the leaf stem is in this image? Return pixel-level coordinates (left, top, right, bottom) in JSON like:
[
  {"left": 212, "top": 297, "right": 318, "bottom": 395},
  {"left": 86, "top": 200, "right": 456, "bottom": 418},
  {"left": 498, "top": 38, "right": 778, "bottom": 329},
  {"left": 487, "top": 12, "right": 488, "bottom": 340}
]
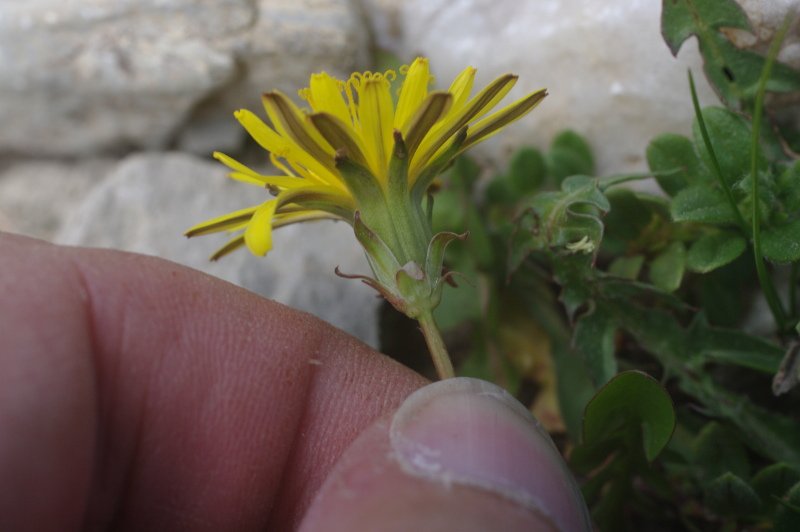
[
  {"left": 418, "top": 311, "right": 455, "bottom": 379},
  {"left": 598, "top": 168, "right": 681, "bottom": 191},
  {"left": 687, "top": 70, "right": 748, "bottom": 234},
  {"left": 750, "top": 15, "right": 793, "bottom": 331}
]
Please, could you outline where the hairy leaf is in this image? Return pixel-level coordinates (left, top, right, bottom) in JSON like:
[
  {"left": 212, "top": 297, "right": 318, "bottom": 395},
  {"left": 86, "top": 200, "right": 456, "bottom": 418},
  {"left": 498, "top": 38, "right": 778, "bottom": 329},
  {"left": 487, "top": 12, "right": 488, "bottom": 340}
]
[{"left": 686, "top": 231, "right": 746, "bottom": 273}]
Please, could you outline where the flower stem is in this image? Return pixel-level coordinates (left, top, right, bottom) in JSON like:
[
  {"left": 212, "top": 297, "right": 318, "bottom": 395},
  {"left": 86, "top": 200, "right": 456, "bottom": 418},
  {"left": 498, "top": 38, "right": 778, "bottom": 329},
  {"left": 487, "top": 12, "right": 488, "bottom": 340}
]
[
  {"left": 750, "top": 14, "right": 792, "bottom": 332},
  {"left": 417, "top": 311, "right": 455, "bottom": 379}
]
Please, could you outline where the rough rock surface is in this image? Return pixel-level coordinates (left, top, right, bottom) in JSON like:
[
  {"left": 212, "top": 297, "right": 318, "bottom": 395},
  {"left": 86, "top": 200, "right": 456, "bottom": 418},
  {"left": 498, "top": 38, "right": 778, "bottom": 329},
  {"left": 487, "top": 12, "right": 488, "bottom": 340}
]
[
  {"left": 0, "top": 159, "right": 115, "bottom": 239},
  {"left": 359, "top": 0, "right": 733, "bottom": 174},
  {"left": 0, "top": 0, "right": 367, "bottom": 157},
  {"left": 53, "top": 152, "right": 380, "bottom": 345}
]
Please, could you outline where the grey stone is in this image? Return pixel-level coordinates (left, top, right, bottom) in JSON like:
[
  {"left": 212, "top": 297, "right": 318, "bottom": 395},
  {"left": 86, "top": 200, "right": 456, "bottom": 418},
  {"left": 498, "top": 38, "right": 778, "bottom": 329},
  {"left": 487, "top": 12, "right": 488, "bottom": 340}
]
[
  {"left": 0, "top": 0, "right": 368, "bottom": 157},
  {"left": 0, "top": 158, "right": 115, "bottom": 239},
  {"left": 359, "top": 0, "right": 725, "bottom": 175},
  {"left": 55, "top": 152, "right": 380, "bottom": 346}
]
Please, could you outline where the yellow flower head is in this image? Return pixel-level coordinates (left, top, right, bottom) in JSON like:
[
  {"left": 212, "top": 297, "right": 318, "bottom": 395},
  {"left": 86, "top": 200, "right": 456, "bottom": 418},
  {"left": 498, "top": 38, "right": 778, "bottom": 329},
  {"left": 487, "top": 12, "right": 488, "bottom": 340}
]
[{"left": 186, "top": 58, "right": 547, "bottom": 262}]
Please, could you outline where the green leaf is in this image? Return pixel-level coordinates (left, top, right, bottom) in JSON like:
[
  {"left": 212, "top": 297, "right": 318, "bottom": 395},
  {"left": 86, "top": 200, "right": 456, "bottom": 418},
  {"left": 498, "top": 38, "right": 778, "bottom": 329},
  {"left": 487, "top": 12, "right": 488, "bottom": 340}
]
[
  {"left": 599, "top": 300, "right": 800, "bottom": 467},
  {"left": 547, "top": 130, "right": 594, "bottom": 183},
  {"left": 752, "top": 463, "right": 800, "bottom": 504},
  {"left": 692, "top": 107, "right": 756, "bottom": 185},
  {"left": 573, "top": 306, "right": 618, "bottom": 386},
  {"left": 582, "top": 370, "right": 676, "bottom": 462},
  {"left": 686, "top": 231, "right": 746, "bottom": 273},
  {"left": 662, "top": 0, "right": 800, "bottom": 107},
  {"left": 646, "top": 133, "right": 702, "bottom": 195},
  {"left": 603, "top": 189, "right": 655, "bottom": 243},
  {"left": 679, "top": 373, "right": 800, "bottom": 468},
  {"left": 704, "top": 472, "right": 762, "bottom": 517},
  {"left": 661, "top": 0, "right": 750, "bottom": 56},
  {"left": 692, "top": 422, "right": 750, "bottom": 482},
  {"left": 671, "top": 184, "right": 739, "bottom": 224},
  {"left": 507, "top": 147, "right": 547, "bottom": 194},
  {"left": 509, "top": 175, "right": 609, "bottom": 273},
  {"left": 777, "top": 160, "right": 800, "bottom": 214},
  {"left": 688, "top": 315, "right": 783, "bottom": 373},
  {"left": 608, "top": 255, "right": 645, "bottom": 280},
  {"left": 762, "top": 219, "right": 800, "bottom": 263},
  {"left": 649, "top": 241, "right": 686, "bottom": 292},
  {"left": 775, "top": 482, "right": 800, "bottom": 532}
]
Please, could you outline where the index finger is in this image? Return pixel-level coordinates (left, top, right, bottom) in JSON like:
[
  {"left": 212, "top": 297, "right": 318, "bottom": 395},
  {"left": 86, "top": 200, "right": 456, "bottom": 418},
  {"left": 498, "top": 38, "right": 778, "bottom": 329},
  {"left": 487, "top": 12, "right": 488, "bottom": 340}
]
[{"left": 0, "top": 232, "right": 425, "bottom": 531}]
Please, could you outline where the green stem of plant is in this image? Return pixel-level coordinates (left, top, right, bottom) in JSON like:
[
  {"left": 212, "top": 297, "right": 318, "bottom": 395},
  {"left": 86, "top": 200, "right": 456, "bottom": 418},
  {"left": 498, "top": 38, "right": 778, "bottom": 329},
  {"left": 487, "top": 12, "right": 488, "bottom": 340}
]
[
  {"left": 687, "top": 70, "right": 748, "bottom": 234},
  {"left": 418, "top": 310, "right": 455, "bottom": 379},
  {"left": 750, "top": 15, "right": 792, "bottom": 331},
  {"left": 791, "top": 261, "right": 798, "bottom": 319}
]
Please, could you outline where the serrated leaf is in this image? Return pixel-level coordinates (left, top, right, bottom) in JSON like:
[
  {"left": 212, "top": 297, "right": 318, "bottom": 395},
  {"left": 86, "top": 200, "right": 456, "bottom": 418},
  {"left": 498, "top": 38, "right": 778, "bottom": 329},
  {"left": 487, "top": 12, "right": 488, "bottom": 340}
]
[
  {"left": 649, "top": 241, "right": 686, "bottom": 292},
  {"left": 646, "top": 133, "right": 703, "bottom": 195},
  {"left": 686, "top": 232, "right": 746, "bottom": 273},
  {"left": 762, "top": 219, "right": 800, "bottom": 263},
  {"left": 573, "top": 306, "right": 618, "bottom": 386},
  {"left": 547, "top": 130, "right": 594, "bottom": 183},
  {"left": 582, "top": 370, "right": 676, "bottom": 462},
  {"left": 705, "top": 472, "right": 762, "bottom": 517},
  {"left": 671, "top": 184, "right": 739, "bottom": 224},
  {"left": 662, "top": 0, "right": 800, "bottom": 107},
  {"left": 661, "top": 0, "right": 750, "bottom": 56}
]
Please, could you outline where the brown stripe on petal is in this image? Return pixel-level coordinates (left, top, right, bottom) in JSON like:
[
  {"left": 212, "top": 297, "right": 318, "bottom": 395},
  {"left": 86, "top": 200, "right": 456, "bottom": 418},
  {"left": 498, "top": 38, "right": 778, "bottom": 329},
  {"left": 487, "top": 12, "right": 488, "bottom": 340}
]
[
  {"left": 210, "top": 235, "right": 246, "bottom": 261},
  {"left": 461, "top": 88, "right": 548, "bottom": 150},
  {"left": 262, "top": 92, "right": 336, "bottom": 170},
  {"left": 309, "top": 112, "right": 371, "bottom": 169},
  {"left": 403, "top": 91, "right": 452, "bottom": 158}
]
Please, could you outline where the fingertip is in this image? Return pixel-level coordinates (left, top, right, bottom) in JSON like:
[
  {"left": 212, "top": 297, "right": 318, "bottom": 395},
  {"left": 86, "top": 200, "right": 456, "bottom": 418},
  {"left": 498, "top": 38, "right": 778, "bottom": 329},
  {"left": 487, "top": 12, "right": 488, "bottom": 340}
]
[{"left": 300, "top": 378, "right": 591, "bottom": 532}]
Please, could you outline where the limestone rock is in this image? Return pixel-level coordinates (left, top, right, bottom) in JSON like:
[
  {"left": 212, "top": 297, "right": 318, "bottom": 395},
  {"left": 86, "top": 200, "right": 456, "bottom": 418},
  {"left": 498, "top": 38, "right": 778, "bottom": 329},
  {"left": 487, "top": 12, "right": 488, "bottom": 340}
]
[
  {"left": 360, "top": 0, "right": 726, "bottom": 174},
  {"left": 55, "top": 152, "right": 380, "bottom": 345},
  {"left": 0, "top": 0, "right": 368, "bottom": 157},
  {"left": 0, "top": 159, "right": 114, "bottom": 239}
]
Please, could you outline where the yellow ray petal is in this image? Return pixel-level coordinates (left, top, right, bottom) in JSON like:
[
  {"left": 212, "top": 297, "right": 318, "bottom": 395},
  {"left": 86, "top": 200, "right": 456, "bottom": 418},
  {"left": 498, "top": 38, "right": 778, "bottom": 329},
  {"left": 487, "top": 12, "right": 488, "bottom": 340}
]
[
  {"left": 272, "top": 210, "right": 340, "bottom": 227},
  {"left": 213, "top": 151, "right": 261, "bottom": 177},
  {"left": 461, "top": 88, "right": 548, "bottom": 151},
  {"left": 244, "top": 199, "right": 279, "bottom": 256},
  {"left": 447, "top": 66, "right": 476, "bottom": 114},
  {"left": 305, "top": 72, "right": 352, "bottom": 125},
  {"left": 226, "top": 172, "right": 306, "bottom": 189},
  {"left": 185, "top": 205, "right": 258, "bottom": 237},
  {"left": 262, "top": 91, "right": 336, "bottom": 165},
  {"left": 358, "top": 77, "right": 395, "bottom": 177},
  {"left": 210, "top": 235, "right": 247, "bottom": 261},
  {"left": 394, "top": 57, "right": 431, "bottom": 131},
  {"left": 412, "top": 73, "right": 518, "bottom": 173},
  {"left": 234, "top": 109, "right": 337, "bottom": 188}
]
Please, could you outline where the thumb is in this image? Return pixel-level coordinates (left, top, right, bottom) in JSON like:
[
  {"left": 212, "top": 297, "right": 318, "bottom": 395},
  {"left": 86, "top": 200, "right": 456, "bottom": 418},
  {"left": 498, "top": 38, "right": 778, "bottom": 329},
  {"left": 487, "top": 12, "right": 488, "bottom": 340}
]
[{"left": 299, "top": 377, "right": 592, "bottom": 532}]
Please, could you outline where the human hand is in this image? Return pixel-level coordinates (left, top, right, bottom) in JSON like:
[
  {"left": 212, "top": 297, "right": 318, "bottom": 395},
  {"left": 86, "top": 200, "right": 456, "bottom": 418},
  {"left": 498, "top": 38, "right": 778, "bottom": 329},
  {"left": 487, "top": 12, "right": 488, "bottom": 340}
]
[{"left": 0, "top": 232, "right": 590, "bottom": 531}]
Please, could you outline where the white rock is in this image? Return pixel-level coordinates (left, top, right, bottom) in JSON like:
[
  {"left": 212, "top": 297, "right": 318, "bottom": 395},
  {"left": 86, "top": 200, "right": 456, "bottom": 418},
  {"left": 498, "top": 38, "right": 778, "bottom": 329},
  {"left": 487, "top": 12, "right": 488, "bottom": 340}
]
[
  {"left": 55, "top": 152, "right": 380, "bottom": 346},
  {"left": 0, "top": 158, "right": 114, "bottom": 239},
  {"left": 361, "top": 0, "right": 728, "bottom": 174},
  {"left": 0, "top": 0, "right": 368, "bottom": 157}
]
